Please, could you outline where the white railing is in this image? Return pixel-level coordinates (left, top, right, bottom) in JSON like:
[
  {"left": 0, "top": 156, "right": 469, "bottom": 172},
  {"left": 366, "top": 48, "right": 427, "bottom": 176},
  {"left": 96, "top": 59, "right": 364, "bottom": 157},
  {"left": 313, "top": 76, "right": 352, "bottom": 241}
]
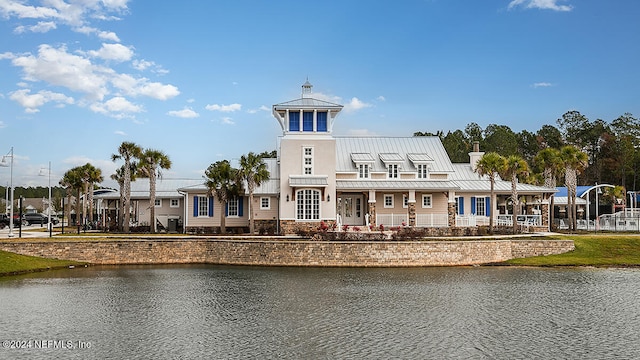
[
  {"left": 496, "top": 215, "right": 542, "bottom": 227},
  {"left": 416, "top": 213, "right": 449, "bottom": 227},
  {"left": 376, "top": 213, "right": 408, "bottom": 227},
  {"left": 554, "top": 211, "right": 640, "bottom": 231},
  {"left": 455, "top": 215, "right": 490, "bottom": 227}
]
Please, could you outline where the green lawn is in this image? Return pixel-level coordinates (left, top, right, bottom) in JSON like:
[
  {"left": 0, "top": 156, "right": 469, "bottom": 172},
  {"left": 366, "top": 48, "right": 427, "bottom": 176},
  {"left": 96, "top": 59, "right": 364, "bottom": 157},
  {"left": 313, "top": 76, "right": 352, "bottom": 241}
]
[
  {"left": 0, "top": 250, "right": 85, "bottom": 276},
  {"left": 505, "top": 234, "right": 640, "bottom": 267}
]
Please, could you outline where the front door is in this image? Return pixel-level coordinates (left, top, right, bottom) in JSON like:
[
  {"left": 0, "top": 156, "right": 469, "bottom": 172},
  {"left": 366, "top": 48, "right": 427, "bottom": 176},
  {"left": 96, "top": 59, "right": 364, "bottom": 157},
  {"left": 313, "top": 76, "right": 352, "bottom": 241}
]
[{"left": 339, "top": 195, "right": 364, "bottom": 226}]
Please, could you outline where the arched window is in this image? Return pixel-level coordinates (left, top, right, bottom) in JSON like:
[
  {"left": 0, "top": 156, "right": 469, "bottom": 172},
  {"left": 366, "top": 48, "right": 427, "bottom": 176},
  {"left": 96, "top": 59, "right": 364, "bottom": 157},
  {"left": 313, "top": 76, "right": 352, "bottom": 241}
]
[{"left": 296, "top": 189, "right": 320, "bottom": 220}]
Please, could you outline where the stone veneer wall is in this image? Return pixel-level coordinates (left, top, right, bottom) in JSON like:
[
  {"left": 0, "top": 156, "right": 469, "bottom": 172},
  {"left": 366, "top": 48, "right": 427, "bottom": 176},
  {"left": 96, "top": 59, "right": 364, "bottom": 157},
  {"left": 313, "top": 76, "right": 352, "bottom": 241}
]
[{"left": 0, "top": 238, "right": 574, "bottom": 267}]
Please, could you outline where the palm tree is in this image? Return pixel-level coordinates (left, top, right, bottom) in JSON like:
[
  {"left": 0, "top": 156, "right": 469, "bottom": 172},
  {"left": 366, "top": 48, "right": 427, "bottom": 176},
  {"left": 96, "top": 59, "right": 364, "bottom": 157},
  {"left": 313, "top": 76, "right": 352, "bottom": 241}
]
[
  {"left": 112, "top": 142, "right": 142, "bottom": 233},
  {"left": 110, "top": 164, "right": 138, "bottom": 232},
  {"left": 59, "top": 166, "right": 84, "bottom": 228},
  {"left": 80, "top": 163, "right": 103, "bottom": 229},
  {"left": 502, "top": 155, "right": 529, "bottom": 233},
  {"left": 137, "top": 149, "right": 172, "bottom": 233},
  {"left": 204, "top": 160, "right": 241, "bottom": 234},
  {"left": 475, "top": 152, "right": 507, "bottom": 234},
  {"left": 534, "top": 147, "right": 562, "bottom": 228},
  {"left": 238, "top": 152, "right": 270, "bottom": 234},
  {"left": 560, "top": 145, "right": 588, "bottom": 231}
]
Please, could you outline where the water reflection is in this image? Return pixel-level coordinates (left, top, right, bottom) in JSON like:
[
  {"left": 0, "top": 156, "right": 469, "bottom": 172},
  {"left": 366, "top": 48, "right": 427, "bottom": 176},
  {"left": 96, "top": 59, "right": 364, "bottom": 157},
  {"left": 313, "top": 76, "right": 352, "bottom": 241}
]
[{"left": 1, "top": 265, "right": 640, "bottom": 359}]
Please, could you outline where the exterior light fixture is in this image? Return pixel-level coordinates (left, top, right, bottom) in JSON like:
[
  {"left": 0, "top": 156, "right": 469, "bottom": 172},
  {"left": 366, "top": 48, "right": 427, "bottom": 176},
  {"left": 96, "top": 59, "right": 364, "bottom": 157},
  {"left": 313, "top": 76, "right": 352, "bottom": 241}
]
[{"left": 0, "top": 147, "right": 15, "bottom": 237}]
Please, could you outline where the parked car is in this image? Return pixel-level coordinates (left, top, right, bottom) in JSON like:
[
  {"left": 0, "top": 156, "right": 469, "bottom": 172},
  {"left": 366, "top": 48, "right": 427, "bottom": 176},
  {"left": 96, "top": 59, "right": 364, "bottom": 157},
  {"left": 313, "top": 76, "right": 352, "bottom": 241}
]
[
  {"left": 23, "top": 213, "right": 59, "bottom": 226},
  {"left": 0, "top": 214, "right": 27, "bottom": 228}
]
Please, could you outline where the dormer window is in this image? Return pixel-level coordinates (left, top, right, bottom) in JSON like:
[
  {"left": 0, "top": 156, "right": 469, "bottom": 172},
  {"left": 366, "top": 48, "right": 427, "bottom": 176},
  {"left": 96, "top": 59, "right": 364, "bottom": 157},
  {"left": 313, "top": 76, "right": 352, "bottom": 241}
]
[
  {"left": 351, "top": 153, "right": 375, "bottom": 179},
  {"left": 387, "top": 164, "right": 399, "bottom": 179},
  {"left": 358, "top": 164, "right": 370, "bottom": 179},
  {"left": 417, "top": 164, "right": 428, "bottom": 179},
  {"left": 379, "top": 153, "right": 403, "bottom": 179},
  {"left": 408, "top": 153, "right": 434, "bottom": 180}
]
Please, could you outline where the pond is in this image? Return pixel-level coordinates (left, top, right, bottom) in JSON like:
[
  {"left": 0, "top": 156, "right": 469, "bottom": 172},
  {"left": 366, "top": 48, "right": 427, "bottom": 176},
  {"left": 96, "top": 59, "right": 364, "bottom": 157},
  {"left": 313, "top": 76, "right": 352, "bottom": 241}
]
[{"left": 1, "top": 265, "right": 639, "bottom": 359}]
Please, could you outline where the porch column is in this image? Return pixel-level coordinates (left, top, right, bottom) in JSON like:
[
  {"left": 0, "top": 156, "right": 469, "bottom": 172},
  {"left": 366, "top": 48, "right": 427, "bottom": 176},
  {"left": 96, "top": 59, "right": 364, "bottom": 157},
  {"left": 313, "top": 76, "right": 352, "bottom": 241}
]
[
  {"left": 369, "top": 189, "right": 376, "bottom": 228},
  {"left": 541, "top": 202, "right": 550, "bottom": 228},
  {"left": 448, "top": 191, "right": 456, "bottom": 227},
  {"left": 408, "top": 190, "right": 416, "bottom": 226}
]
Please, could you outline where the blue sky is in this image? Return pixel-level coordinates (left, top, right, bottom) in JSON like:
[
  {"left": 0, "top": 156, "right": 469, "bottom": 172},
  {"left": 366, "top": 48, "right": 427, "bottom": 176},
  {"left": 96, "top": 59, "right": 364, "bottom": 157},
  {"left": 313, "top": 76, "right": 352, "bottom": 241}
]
[{"left": 1, "top": 0, "right": 639, "bottom": 188}]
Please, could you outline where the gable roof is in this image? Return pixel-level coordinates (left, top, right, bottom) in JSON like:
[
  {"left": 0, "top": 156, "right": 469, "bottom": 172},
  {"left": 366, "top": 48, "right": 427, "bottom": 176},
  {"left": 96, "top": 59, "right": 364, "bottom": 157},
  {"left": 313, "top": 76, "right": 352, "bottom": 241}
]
[{"left": 335, "top": 137, "right": 455, "bottom": 173}]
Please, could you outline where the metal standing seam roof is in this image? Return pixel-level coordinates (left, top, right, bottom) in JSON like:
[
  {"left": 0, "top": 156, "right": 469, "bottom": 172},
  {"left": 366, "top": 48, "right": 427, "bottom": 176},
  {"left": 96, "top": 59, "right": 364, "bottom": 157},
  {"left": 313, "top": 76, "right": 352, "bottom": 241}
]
[
  {"left": 176, "top": 158, "right": 280, "bottom": 195},
  {"left": 449, "top": 164, "right": 556, "bottom": 193},
  {"left": 336, "top": 180, "right": 458, "bottom": 191},
  {"left": 289, "top": 177, "right": 328, "bottom": 187},
  {"left": 407, "top": 153, "right": 434, "bottom": 163},
  {"left": 350, "top": 153, "right": 376, "bottom": 162},
  {"left": 335, "top": 137, "right": 456, "bottom": 174},
  {"left": 95, "top": 179, "right": 205, "bottom": 199},
  {"left": 272, "top": 98, "right": 344, "bottom": 110}
]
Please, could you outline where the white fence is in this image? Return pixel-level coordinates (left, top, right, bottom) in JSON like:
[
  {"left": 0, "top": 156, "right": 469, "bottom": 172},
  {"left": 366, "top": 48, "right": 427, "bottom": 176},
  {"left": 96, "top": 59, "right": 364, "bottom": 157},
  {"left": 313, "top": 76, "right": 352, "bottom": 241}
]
[
  {"left": 455, "top": 215, "right": 490, "bottom": 227},
  {"left": 555, "top": 211, "right": 640, "bottom": 231},
  {"left": 375, "top": 213, "right": 449, "bottom": 227},
  {"left": 376, "top": 213, "right": 408, "bottom": 227},
  {"left": 456, "top": 215, "right": 541, "bottom": 227},
  {"left": 416, "top": 213, "right": 449, "bottom": 227}
]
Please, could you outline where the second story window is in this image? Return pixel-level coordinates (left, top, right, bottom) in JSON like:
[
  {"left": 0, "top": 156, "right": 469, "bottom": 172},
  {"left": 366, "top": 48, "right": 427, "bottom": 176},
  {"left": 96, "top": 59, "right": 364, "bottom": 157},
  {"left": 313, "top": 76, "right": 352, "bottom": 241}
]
[
  {"left": 417, "top": 164, "right": 428, "bottom": 179},
  {"left": 387, "top": 164, "right": 398, "bottom": 179},
  {"left": 303, "top": 147, "right": 313, "bottom": 175},
  {"left": 358, "top": 164, "right": 370, "bottom": 179}
]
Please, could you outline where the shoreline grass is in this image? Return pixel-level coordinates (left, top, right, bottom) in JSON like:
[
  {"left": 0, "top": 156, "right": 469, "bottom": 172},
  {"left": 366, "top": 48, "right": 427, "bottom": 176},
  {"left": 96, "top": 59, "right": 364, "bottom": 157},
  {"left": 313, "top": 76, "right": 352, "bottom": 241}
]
[
  {"left": 0, "top": 250, "right": 85, "bottom": 277},
  {"left": 503, "top": 234, "right": 640, "bottom": 267}
]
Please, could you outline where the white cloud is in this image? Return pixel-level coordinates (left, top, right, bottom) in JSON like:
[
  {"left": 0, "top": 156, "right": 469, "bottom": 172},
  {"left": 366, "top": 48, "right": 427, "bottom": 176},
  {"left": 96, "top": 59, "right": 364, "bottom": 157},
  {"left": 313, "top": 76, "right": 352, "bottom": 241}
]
[
  {"left": 88, "top": 43, "right": 133, "bottom": 62},
  {"left": 90, "top": 96, "right": 143, "bottom": 117},
  {"left": 0, "top": 121, "right": 6, "bottom": 129},
  {"left": 247, "top": 105, "right": 270, "bottom": 114},
  {"left": 114, "top": 130, "right": 127, "bottom": 136},
  {"left": 508, "top": 0, "right": 572, "bottom": 12},
  {"left": 221, "top": 117, "right": 235, "bottom": 125},
  {"left": 532, "top": 82, "right": 554, "bottom": 88},
  {"left": 14, "top": 21, "right": 57, "bottom": 34},
  {"left": 205, "top": 103, "right": 242, "bottom": 112},
  {"left": 0, "top": 0, "right": 130, "bottom": 31},
  {"left": 134, "top": 81, "right": 179, "bottom": 100},
  {"left": 12, "top": 44, "right": 111, "bottom": 101},
  {"left": 167, "top": 107, "right": 199, "bottom": 118},
  {"left": 344, "top": 97, "right": 373, "bottom": 112},
  {"left": 75, "top": 26, "right": 121, "bottom": 42},
  {"left": 9, "top": 89, "right": 74, "bottom": 113},
  {"left": 0, "top": 52, "right": 15, "bottom": 60},
  {"left": 312, "top": 91, "right": 342, "bottom": 105},
  {"left": 132, "top": 59, "right": 153, "bottom": 71},
  {"left": 377, "top": 95, "right": 386, "bottom": 102}
]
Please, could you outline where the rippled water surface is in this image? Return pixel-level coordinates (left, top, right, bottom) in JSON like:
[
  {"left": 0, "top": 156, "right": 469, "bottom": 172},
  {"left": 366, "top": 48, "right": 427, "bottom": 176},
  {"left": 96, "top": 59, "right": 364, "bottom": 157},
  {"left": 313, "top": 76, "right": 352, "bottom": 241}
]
[{"left": 1, "top": 265, "right": 640, "bottom": 359}]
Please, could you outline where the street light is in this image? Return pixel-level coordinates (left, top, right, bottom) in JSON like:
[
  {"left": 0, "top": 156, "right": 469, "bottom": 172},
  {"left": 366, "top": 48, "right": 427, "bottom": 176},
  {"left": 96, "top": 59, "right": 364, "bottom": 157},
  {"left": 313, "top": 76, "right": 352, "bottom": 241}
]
[
  {"left": 39, "top": 162, "right": 52, "bottom": 237},
  {"left": 0, "top": 147, "right": 15, "bottom": 237}
]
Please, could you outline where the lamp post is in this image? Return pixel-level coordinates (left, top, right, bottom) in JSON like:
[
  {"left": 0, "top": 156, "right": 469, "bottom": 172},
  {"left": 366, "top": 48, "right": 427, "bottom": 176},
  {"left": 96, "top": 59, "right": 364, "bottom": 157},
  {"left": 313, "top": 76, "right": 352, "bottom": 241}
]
[
  {"left": 0, "top": 147, "right": 15, "bottom": 237},
  {"left": 39, "top": 162, "right": 52, "bottom": 237},
  {"left": 584, "top": 183, "right": 614, "bottom": 231}
]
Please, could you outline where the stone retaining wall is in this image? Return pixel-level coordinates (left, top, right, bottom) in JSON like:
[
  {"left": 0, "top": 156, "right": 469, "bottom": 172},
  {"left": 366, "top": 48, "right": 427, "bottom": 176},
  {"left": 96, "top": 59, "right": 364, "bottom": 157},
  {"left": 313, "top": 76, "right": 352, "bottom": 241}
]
[{"left": 0, "top": 238, "right": 574, "bottom": 267}]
